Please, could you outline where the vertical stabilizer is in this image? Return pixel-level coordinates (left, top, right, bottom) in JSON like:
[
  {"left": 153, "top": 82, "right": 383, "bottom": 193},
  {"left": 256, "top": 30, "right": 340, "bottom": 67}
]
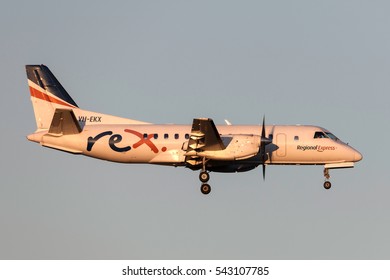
[
  {"left": 26, "top": 64, "right": 152, "bottom": 128},
  {"left": 26, "top": 65, "right": 78, "bottom": 130}
]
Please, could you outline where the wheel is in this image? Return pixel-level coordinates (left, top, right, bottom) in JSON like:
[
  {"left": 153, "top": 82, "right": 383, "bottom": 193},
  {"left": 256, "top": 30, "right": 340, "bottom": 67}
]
[
  {"left": 323, "top": 181, "right": 332, "bottom": 190},
  {"left": 199, "top": 171, "right": 210, "bottom": 183},
  {"left": 200, "top": 183, "right": 211, "bottom": 195}
]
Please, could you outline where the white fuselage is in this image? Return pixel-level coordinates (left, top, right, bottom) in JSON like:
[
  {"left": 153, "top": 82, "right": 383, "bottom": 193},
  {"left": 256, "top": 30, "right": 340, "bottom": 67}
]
[{"left": 28, "top": 123, "right": 362, "bottom": 168}]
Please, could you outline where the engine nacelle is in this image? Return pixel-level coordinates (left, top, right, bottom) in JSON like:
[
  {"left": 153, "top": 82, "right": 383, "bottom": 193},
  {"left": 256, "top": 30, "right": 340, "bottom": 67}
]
[{"left": 185, "top": 135, "right": 260, "bottom": 160}]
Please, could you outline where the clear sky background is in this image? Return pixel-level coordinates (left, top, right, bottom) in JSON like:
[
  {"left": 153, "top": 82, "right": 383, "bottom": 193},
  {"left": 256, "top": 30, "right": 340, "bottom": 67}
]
[{"left": 1, "top": 0, "right": 389, "bottom": 259}]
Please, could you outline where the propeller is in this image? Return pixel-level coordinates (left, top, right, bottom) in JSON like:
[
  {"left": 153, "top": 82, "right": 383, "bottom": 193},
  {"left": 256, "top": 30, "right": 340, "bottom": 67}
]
[
  {"left": 259, "top": 116, "right": 272, "bottom": 180},
  {"left": 268, "top": 125, "right": 275, "bottom": 164}
]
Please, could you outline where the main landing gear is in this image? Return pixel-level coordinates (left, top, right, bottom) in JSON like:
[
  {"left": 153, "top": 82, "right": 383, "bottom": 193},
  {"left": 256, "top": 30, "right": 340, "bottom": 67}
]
[
  {"left": 199, "top": 171, "right": 210, "bottom": 183},
  {"left": 199, "top": 158, "right": 211, "bottom": 195},
  {"left": 199, "top": 171, "right": 211, "bottom": 195},
  {"left": 323, "top": 168, "right": 332, "bottom": 190}
]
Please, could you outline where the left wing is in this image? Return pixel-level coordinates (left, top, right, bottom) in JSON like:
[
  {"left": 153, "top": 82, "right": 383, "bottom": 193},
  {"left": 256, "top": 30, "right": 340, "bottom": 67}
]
[
  {"left": 185, "top": 118, "right": 226, "bottom": 166},
  {"left": 187, "top": 118, "right": 225, "bottom": 151}
]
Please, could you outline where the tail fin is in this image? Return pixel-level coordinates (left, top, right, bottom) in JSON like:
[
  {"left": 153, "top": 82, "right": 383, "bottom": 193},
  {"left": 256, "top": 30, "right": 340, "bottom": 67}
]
[
  {"left": 26, "top": 64, "right": 152, "bottom": 128},
  {"left": 26, "top": 65, "right": 78, "bottom": 130}
]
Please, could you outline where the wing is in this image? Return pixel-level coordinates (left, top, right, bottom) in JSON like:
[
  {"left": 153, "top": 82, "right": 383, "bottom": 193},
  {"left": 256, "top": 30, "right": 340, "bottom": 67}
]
[
  {"left": 185, "top": 118, "right": 226, "bottom": 166},
  {"left": 188, "top": 118, "right": 225, "bottom": 151}
]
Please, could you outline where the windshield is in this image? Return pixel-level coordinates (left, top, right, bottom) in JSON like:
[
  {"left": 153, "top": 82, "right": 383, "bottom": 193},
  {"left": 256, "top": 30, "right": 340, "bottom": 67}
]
[
  {"left": 314, "top": 131, "right": 340, "bottom": 141},
  {"left": 314, "top": 131, "right": 326, "bottom": 138},
  {"left": 324, "top": 132, "right": 339, "bottom": 141}
]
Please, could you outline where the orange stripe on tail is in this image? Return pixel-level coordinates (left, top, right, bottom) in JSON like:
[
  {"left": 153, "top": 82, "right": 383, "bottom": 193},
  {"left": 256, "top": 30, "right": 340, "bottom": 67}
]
[{"left": 29, "top": 86, "right": 76, "bottom": 108}]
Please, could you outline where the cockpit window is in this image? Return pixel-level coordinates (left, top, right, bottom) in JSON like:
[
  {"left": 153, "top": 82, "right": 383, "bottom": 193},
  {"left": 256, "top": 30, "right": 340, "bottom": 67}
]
[
  {"left": 314, "top": 131, "right": 340, "bottom": 141},
  {"left": 314, "top": 131, "right": 326, "bottom": 138},
  {"left": 325, "top": 132, "right": 339, "bottom": 141}
]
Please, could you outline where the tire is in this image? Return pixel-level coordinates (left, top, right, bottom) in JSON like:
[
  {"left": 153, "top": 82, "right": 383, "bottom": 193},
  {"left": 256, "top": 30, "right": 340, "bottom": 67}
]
[
  {"left": 323, "top": 181, "right": 332, "bottom": 190},
  {"left": 200, "top": 184, "right": 211, "bottom": 195},
  {"left": 199, "top": 171, "right": 210, "bottom": 183}
]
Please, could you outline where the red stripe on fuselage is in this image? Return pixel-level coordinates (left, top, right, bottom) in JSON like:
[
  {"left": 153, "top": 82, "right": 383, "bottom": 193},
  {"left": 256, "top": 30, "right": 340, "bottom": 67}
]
[{"left": 29, "top": 85, "right": 75, "bottom": 108}]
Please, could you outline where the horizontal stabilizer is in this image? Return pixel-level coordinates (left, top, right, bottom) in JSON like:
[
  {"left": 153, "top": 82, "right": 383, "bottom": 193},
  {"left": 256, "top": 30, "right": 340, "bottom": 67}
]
[{"left": 48, "top": 109, "right": 82, "bottom": 135}]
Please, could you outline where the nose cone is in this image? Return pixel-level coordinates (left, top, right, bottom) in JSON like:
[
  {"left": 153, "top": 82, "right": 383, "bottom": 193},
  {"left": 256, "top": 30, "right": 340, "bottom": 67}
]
[{"left": 354, "top": 150, "right": 363, "bottom": 162}]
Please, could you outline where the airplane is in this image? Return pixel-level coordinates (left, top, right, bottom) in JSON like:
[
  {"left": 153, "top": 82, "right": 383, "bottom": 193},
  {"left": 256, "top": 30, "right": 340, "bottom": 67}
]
[{"left": 26, "top": 65, "right": 363, "bottom": 195}]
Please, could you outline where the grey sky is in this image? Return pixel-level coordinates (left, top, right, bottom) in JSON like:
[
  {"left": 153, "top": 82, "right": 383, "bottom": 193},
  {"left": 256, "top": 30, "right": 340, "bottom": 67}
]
[{"left": 0, "top": 0, "right": 389, "bottom": 259}]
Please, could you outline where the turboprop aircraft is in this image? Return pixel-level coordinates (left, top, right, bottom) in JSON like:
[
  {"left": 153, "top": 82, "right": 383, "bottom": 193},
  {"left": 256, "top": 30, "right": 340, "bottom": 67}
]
[{"left": 26, "top": 65, "right": 362, "bottom": 195}]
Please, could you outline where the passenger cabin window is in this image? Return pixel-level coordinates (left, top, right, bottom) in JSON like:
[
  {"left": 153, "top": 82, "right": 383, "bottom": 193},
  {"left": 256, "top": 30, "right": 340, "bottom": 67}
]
[
  {"left": 143, "top": 133, "right": 148, "bottom": 139},
  {"left": 294, "top": 136, "right": 299, "bottom": 141},
  {"left": 153, "top": 134, "right": 158, "bottom": 139},
  {"left": 185, "top": 134, "right": 190, "bottom": 140},
  {"left": 174, "top": 133, "right": 179, "bottom": 139},
  {"left": 314, "top": 131, "right": 326, "bottom": 139},
  {"left": 164, "top": 133, "right": 169, "bottom": 139}
]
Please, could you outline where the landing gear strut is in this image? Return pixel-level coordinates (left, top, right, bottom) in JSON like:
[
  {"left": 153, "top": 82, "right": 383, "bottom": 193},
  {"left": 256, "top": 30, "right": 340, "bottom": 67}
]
[
  {"left": 323, "top": 168, "right": 332, "bottom": 190},
  {"left": 199, "top": 158, "right": 211, "bottom": 195}
]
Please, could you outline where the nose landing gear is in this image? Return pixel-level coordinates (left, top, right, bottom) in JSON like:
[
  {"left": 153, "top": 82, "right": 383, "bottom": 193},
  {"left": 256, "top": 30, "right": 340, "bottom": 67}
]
[
  {"left": 323, "top": 168, "right": 332, "bottom": 190},
  {"left": 323, "top": 180, "right": 332, "bottom": 189}
]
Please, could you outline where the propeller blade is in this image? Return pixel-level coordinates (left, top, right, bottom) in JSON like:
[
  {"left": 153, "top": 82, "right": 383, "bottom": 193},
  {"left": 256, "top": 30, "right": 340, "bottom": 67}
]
[
  {"left": 260, "top": 115, "right": 266, "bottom": 180},
  {"left": 260, "top": 115, "right": 271, "bottom": 181},
  {"left": 262, "top": 162, "right": 266, "bottom": 181},
  {"left": 261, "top": 116, "right": 266, "bottom": 141}
]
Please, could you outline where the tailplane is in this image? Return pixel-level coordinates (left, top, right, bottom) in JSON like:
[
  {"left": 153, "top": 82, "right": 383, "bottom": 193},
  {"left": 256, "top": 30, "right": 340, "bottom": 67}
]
[{"left": 48, "top": 108, "right": 82, "bottom": 136}]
